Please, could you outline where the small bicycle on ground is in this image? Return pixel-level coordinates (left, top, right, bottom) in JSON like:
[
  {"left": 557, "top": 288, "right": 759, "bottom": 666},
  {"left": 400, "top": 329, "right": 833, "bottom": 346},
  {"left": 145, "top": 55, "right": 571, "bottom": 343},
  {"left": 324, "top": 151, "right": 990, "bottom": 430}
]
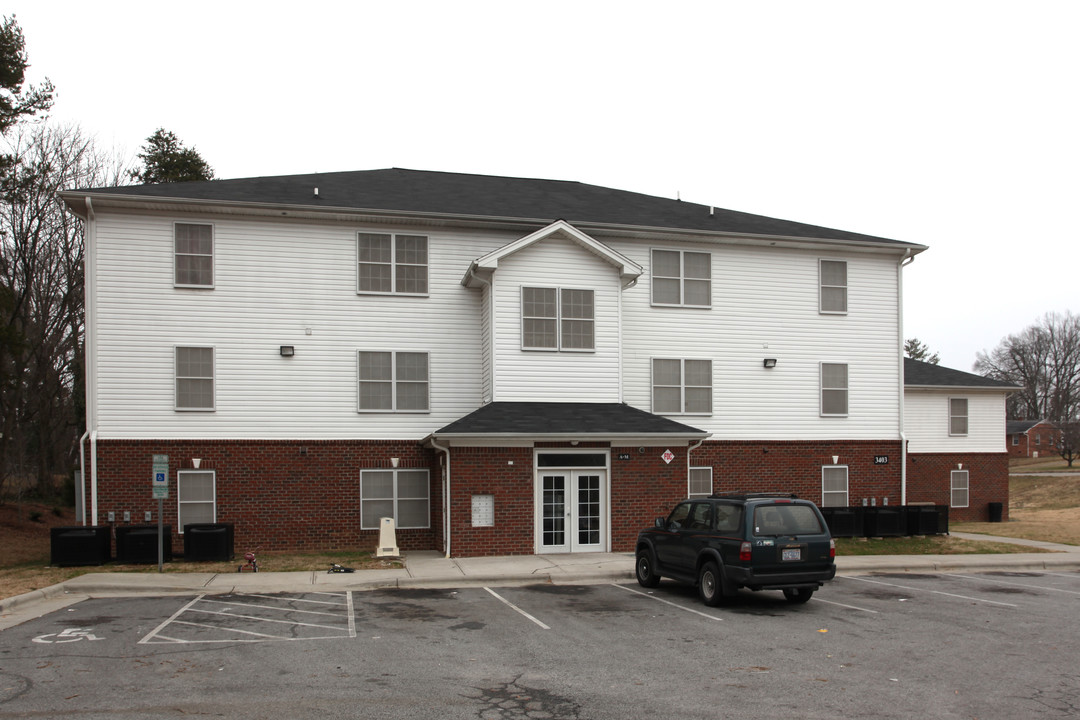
[{"left": 238, "top": 548, "right": 260, "bottom": 573}]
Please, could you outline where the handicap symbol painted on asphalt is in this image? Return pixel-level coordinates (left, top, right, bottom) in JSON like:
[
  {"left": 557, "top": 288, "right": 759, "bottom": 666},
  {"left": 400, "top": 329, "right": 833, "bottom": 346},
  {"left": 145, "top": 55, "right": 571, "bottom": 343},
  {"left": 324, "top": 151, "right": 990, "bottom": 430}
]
[{"left": 32, "top": 628, "right": 104, "bottom": 644}]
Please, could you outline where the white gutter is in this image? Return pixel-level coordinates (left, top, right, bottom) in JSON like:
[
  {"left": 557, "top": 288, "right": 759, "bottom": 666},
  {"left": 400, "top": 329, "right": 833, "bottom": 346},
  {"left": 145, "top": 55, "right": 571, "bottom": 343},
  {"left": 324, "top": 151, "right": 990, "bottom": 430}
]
[
  {"left": 77, "top": 429, "right": 89, "bottom": 525},
  {"left": 687, "top": 438, "right": 705, "bottom": 493},
  {"left": 84, "top": 197, "right": 99, "bottom": 525},
  {"left": 428, "top": 436, "right": 451, "bottom": 558},
  {"left": 898, "top": 248, "right": 915, "bottom": 505}
]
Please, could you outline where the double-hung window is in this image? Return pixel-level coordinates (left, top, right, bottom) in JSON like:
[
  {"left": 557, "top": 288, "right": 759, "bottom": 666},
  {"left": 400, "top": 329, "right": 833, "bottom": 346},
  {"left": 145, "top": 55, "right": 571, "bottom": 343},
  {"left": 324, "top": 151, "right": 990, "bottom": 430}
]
[
  {"left": 951, "top": 470, "right": 969, "bottom": 508},
  {"left": 651, "top": 249, "right": 711, "bottom": 307},
  {"left": 819, "top": 259, "right": 847, "bottom": 314},
  {"left": 688, "top": 467, "right": 713, "bottom": 498},
  {"left": 521, "top": 287, "right": 594, "bottom": 351},
  {"left": 360, "top": 469, "right": 430, "bottom": 529},
  {"left": 358, "top": 351, "right": 429, "bottom": 412},
  {"left": 357, "top": 233, "right": 428, "bottom": 295},
  {"left": 174, "top": 223, "right": 213, "bottom": 287},
  {"left": 175, "top": 346, "right": 215, "bottom": 411},
  {"left": 652, "top": 358, "right": 712, "bottom": 414},
  {"left": 820, "top": 362, "right": 848, "bottom": 416},
  {"left": 822, "top": 466, "right": 849, "bottom": 507},
  {"left": 177, "top": 470, "right": 215, "bottom": 530},
  {"left": 949, "top": 398, "right": 969, "bottom": 436}
]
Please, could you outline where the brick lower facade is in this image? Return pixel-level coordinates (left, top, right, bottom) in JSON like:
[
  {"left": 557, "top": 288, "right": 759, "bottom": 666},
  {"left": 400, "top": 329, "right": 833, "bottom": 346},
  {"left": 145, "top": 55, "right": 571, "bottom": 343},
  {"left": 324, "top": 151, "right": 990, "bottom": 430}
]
[{"left": 905, "top": 451, "right": 1010, "bottom": 522}]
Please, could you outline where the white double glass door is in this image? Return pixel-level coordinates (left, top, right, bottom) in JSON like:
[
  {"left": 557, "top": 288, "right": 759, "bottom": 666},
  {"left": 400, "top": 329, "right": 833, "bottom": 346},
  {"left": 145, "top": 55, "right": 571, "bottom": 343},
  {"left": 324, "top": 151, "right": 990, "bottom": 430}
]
[{"left": 537, "top": 470, "right": 606, "bottom": 553}]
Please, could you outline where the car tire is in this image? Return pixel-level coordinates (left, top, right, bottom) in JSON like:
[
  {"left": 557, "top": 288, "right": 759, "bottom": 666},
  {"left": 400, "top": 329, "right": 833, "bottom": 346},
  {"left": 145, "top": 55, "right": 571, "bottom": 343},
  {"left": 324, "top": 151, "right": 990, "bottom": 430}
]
[
  {"left": 636, "top": 549, "right": 661, "bottom": 588},
  {"left": 783, "top": 588, "right": 814, "bottom": 604},
  {"left": 698, "top": 561, "right": 725, "bottom": 607}
]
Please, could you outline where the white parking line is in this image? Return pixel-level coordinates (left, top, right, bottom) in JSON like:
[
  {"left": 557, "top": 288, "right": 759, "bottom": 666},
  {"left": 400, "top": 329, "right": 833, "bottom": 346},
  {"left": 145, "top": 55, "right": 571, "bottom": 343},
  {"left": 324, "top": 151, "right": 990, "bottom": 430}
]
[
  {"left": 186, "top": 607, "right": 346, "bottom": 631},
  {"left": 842, "top": 576, "right": 1019, "bottom": 607},
  {"left": 948, "top": 574, "right": 1080, "bottom": 596},
  {"left": 139, "top": 595, "right": 203, "bottom": 645},
  {"left": 484, "top": 587, "right": 551, "bottom": 630},
  {"left": 813, "top": 597, "right": 879, "bottom": 613},
  {"left": 612, "top": 584, "right": 723, "bottom": 621},
  {"left": 200, "top": 598, "right": 346, "bottom": 617},
  {"left": 243, "top": 593, "right": 349, "bottom": 607}
]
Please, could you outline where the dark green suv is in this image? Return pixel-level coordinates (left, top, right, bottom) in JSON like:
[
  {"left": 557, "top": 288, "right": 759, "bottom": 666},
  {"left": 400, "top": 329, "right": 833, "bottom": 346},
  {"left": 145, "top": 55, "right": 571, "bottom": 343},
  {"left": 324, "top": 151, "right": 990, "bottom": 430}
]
[{"left": 635, "top": 493, "right": 836, "bottom": 605}]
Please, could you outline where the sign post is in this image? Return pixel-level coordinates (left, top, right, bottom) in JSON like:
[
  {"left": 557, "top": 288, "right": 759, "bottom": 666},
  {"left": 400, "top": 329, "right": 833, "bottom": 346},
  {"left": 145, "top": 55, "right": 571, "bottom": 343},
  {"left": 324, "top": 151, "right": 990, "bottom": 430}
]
[{"left": 152, "top": 455, "right": 169, "bottom": 573}]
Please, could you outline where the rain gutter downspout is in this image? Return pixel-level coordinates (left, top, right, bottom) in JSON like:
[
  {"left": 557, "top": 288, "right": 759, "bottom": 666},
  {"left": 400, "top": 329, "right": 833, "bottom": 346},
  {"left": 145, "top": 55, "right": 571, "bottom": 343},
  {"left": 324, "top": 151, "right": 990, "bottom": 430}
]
[
  {"left": 898, "top": 248, "right": 915, "bottom": 505},
  {"left": 687, "top": 437, "right": 705, "bottom": 491},
  {"left": 84, "top": 197, "right": 99, "bottom": 526},
  {"left": 429, "top": 436, "right": 451, "bottom": 558}
]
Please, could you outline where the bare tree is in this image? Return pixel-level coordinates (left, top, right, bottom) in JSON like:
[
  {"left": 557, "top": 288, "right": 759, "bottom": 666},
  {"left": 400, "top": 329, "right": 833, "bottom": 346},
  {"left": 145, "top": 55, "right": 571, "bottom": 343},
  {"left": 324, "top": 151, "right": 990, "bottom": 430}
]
[
  {"left": 975, "top": 311, "right": 1080, "bottom": 423},
  {"left": 0, "top": 123, "right": 128, "bottom": 496},
  {"left": 1058, "top": 422, "right": 1079, "bottom": 468}
]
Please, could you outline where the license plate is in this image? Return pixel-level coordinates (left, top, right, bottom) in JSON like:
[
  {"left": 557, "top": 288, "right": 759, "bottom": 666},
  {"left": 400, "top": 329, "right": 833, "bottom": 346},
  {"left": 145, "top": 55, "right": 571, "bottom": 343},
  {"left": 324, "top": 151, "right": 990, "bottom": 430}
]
[{"left": 782, "top": 546, "right": 802, "bottom": 562}]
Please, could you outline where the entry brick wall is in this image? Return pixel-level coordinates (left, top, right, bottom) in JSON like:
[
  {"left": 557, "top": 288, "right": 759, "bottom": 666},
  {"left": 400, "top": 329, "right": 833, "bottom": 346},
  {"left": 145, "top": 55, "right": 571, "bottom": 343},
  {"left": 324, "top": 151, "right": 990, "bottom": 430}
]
[
  {"left": 906, "top": 452, "right": 1010, "bottom": 522},
  {"left": 85, "top": 439, "right": 439, "bottom": 556}
]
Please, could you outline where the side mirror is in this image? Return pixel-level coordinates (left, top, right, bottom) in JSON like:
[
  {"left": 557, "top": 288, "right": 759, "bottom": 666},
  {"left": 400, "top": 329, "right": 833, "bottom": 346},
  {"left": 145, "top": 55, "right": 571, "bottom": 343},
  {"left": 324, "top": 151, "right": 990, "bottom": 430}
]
[{"left": 654, "top": 517, "right": 665, "bottom": 528}]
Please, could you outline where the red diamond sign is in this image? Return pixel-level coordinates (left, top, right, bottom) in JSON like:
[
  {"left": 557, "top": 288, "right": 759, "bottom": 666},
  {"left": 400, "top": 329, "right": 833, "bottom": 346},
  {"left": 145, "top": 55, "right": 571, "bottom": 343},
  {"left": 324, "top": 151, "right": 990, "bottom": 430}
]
[{"left": 661, "top": 449, "right": 675, "bottom": 464}]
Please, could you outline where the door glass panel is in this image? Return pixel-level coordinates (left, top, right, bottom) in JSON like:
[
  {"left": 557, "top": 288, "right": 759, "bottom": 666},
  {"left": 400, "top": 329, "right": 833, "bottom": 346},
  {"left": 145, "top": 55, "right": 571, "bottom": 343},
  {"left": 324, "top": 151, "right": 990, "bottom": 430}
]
[
  {"left": 577, "top": 475, "right": 600, "bottom": 545},
  {"left": 542, "top": 475, "right": 565, "bottom": 547}
]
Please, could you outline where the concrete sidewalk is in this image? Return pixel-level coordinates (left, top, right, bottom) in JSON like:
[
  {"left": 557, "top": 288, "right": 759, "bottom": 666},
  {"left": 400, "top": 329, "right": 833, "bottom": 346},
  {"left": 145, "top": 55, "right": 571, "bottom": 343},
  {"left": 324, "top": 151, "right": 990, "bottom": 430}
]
[{"left": 3, "top": 532, "right": 1079, "bottom": 630}]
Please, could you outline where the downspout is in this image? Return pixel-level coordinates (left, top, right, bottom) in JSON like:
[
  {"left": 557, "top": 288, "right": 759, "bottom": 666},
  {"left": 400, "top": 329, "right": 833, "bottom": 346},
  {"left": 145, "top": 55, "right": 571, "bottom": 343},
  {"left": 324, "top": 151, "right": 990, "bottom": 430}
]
[
  {"left": 429, "top": 436, "right": 451, "bottom": 558},
  {"left": 84, "top": 197, "right": 99, "bottom": 526},
  {"left": 898, "top": 249, "right": 915, "bottom": 505},
  {"left": 687, "top": 438, "right": 704, "bottom": 491},
  {"left": 78, "top": 430, "right": 89, "bottom": 525}
]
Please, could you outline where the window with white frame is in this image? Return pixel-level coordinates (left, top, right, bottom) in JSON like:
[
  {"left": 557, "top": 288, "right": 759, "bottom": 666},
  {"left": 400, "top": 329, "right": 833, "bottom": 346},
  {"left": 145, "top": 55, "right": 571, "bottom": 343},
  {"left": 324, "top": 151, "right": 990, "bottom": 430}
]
[
  {"left": 175, "top": 346, "right": 214, "bottom": 410},
  {"left": 358, "top": 351, "right": 429, "bottom": 412},
  {"left": 177, "top": 470, "right": 215, "bottom": 530},
  {"left": 822, "top": 466, "right": 849, "bottom": 507},
  {"left": 949, "top": 397, "right": 969, "bottom": 436},
  {"left": 1012, "top": 435, "right": 1019, "bottom": 446},
  {"left": 521, "top": 287, "right": 594, "bottom": 351},
  {"left": 688, "top": 467, "right": 713, "bottom": 498},
  {"left": 652, "top": 358, "right": 713, "bottom": 414},
  {"left": 357, "top": 233, "right": 428, "bottom": 295},
  {"left": 174, "top": 223, "right": 214, "bottom": 287},
  {"left": 951, "top": 470, "right": 969, "bottom": 508},
  {"left": 651, "top": 249, "right": 711, "bottom": 307},
  {"left": 820, "top": 362, "right": 849, "bottom": 416},
  {"left": 819, "top": 259, "right": 847, "bottom": 313},
  {"left": 360, "top": 469, "right": 430, "bottom": 529}
]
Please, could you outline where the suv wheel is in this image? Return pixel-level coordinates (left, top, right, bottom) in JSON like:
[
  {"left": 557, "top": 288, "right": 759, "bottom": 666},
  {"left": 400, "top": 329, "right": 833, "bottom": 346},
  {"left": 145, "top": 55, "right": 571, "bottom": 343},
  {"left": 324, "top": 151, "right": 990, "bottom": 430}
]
[
  {"left": 635, "top": 549, "right": 661, "bottom": 588},
  {"left": 698, "top": 561, "right": 725, "bottom": 607},
  {"left": 783, "top": 588, "right": 814, "bottom": 604}
]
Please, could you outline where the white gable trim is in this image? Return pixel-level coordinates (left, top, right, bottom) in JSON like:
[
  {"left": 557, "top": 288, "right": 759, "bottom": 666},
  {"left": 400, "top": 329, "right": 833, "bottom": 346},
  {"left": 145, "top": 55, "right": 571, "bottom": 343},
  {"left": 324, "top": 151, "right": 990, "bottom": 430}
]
[{"left": 462, "top": 220, "right": 642, "bottom": 287}]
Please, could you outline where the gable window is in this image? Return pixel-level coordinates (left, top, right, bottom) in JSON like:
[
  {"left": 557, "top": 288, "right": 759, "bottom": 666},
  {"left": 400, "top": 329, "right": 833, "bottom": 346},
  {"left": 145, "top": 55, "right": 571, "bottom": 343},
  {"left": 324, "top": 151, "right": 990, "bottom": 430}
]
[
  {"left": 652, "top": 358, "right": 712, "bottom": 414},
  {"left": 361, "top": 469, "right": 430, "bottom": 529},
  {"left": 521, "top": 287, "right": 594, "bottom": 351},
  {"left": 177, "top": 470, "right": 215, "bottom": 530},
  {"left": 819, "top": 260, "right": 847, "bottom": 313},
  {"left": 822, "top": 466, "right": 849, "bottom": 507},
  {"left": 174, "top": 223, "right": 213, "bottom": 287},
  {"left": 358, "top": 351, "right": 429, "bottom": 412},
  {"left": 651, "top": 249, "right": 711, "bottom": 308},
  {"left": 688, "top": 467, "right": 713, "bottom": 498},
  {"left": 951, "top": 470, "right": 969, "bottom": 508},
  {"left": 175, "top": 347, "right": 214, "bottom": 411},
  {"left": 357, "top": 233, "right": 428, "bottom": 295},
  {"left": 949, "top": 398, "right": 969, "bottom": 436},
  {"left": 820, "top": 362, "right": 849, "bottom": 416}
]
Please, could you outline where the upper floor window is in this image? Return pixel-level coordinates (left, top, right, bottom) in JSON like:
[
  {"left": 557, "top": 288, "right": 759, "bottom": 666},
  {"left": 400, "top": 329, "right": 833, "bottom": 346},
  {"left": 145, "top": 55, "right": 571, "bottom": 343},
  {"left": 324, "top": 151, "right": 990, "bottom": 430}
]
[
  {"left": 357, "top": 233, "right": 428, "bottom": 295},
  {"left": 652, "top": 358, "right": 712, "bottom": 414},
  {"left": 949, "top": 398, "right": 969, "bottom": 436},
  {"left": 820, "top": 362, "right": 848, "bottom": 416},
  {"left": 521, "top": 287, "right": 594, "bottom": 351},
  {"left": 821, "top": 466, "right": 849, "bottom": 507},
  {"left": 358, "top": 351, "right": 429, "bottom": 412},
  {"left": 819, "top": 259, "right": 847, "bottom": 314},
  {"left": 175, "top": 346, "right": 214, "bottom": 411},
  {"left": 651, "top": 249, "right": 711, "bottom": 308},
  {"left": 175, "top": 223, "right": 213, "bottom": 287}
]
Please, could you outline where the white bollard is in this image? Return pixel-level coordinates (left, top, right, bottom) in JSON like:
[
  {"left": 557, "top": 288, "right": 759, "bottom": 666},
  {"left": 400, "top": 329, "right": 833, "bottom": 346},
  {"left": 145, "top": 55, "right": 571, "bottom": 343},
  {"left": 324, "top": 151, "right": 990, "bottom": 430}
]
[{"left": 376, "top": 517, "right": 400, "bottom": 558}]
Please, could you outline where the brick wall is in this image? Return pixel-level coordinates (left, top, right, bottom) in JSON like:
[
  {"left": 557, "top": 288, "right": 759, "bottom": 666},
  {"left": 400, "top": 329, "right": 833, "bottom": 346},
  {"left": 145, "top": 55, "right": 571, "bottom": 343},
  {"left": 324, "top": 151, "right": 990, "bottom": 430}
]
[{"left": 906, "top": 452, "right": 1010, "bottom": 522}]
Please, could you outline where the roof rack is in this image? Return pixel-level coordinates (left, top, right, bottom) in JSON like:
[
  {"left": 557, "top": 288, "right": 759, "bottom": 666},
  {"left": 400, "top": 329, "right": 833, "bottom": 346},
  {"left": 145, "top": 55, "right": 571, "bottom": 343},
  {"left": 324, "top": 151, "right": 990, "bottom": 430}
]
[{"left": 707, "top": 492, "right": 799, "bottom": 500}]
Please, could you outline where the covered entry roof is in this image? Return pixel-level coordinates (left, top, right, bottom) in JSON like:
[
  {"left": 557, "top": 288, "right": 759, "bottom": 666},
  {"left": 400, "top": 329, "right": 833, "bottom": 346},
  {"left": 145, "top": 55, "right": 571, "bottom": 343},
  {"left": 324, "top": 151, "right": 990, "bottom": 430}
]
[{"left": 429, "top": 402, "right": 709, "bottom": 440}]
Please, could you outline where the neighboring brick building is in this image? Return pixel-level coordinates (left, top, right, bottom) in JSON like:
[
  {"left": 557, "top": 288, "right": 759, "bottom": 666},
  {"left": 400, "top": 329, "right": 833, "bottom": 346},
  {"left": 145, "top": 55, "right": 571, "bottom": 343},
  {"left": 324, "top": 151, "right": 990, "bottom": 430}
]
[{"left": 1006, "top": 420, "right": 1061, "bottom": 459}]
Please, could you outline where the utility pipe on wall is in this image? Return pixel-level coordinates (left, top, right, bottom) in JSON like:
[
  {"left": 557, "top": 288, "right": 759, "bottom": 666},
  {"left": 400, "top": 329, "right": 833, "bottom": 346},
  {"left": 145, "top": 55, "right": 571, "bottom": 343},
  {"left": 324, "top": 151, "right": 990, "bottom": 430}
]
[
  {"left": 898, "top": 248, "right": 915, "bottom": 505},
  {"left": 429, "top": 436, "right": 451, "bottom": 558}
]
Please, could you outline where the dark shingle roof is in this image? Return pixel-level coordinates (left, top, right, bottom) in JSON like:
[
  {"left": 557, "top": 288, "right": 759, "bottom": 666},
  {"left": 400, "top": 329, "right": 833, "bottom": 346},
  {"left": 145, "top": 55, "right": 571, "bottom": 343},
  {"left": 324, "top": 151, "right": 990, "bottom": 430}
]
[
  {"left": 1006, "top": 420, "right": 1044, "bottom": 435},
  {"left": 434, "top": 402, "right": 707, "bottom": 437},
  {"left": 75, "top": 168, "right": 912, "bottom": 245},
  {"left": 904, "top": 358, "right": 1019, "bottom": 389}
]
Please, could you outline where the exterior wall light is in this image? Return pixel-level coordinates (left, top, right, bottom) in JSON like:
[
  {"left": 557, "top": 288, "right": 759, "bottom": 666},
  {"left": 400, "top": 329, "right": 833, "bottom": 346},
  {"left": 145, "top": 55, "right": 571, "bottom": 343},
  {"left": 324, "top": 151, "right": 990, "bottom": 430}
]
[
  {"left": 280, "top": 346, "right": 295, "bottom": 357},
  {"left": 763, "top": 358, "right": 777, "bottom": 368}
]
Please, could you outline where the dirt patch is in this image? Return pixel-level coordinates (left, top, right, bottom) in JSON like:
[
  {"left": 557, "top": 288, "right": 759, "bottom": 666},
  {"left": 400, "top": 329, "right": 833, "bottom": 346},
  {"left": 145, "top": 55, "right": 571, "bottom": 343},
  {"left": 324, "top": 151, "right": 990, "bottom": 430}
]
[{"left": 0, "top": 502, "right": 79, "bottom": 565}]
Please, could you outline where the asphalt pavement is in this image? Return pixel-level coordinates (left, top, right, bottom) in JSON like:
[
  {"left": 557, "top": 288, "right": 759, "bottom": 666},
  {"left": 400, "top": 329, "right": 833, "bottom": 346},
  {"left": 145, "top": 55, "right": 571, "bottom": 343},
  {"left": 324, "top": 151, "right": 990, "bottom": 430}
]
[{"left": 2, "top": 531, "right": 1079, "bottom": 631}]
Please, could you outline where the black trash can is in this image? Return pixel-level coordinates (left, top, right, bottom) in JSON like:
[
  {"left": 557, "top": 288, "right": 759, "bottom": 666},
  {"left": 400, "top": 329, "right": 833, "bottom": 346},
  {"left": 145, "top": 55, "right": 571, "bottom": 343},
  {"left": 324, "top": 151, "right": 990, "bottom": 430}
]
[
  {"left": 183, "top": 523, "right": 234, "bottom": 561},
  {"left": 50, "top": 526, "right": 111, "bottom": 566},
  {"left": 988, "top": 502, "right": 1004, "bottom": 523},
  {"left": 116, "top": 524, "right": 172, "bottom": 564}
]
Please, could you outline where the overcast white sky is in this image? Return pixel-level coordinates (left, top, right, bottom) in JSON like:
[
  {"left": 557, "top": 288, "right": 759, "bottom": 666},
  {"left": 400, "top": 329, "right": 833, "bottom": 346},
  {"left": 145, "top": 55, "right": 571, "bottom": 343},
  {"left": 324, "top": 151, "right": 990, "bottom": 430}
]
[{"left": 13, "top": 1, "right": 1078, "bottom": 371}]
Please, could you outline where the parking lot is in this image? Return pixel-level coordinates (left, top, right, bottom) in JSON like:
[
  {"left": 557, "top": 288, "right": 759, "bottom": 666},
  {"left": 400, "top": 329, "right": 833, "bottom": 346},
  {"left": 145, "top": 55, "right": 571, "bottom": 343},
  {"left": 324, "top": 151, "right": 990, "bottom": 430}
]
[{"left": 2, "top": 571, "right": 1079, "bottom": 719}]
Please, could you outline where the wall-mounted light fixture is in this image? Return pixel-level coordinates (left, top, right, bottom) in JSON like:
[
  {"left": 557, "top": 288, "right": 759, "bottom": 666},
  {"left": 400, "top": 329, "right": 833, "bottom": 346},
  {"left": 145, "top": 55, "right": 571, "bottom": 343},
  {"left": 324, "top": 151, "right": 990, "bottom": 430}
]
[
  {"left": 280, "top": 346, "right": 295, "bottom": 357},
  {"left": 763, "top": 358, "right": 777, "bottom": 369}
]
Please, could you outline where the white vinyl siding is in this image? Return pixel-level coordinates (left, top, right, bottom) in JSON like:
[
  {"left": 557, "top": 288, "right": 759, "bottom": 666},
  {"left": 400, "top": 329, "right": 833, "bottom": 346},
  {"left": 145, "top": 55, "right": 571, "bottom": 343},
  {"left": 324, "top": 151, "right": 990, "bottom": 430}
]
[
  {"left": 951, "top": 470, "right": 969, "bottom": 508},
  {"left": 822, "top": 466, "right": 849, "bottom": 507},
  {"left": 904, "top": 391, "right": 1009, "bottom": 453},
  {"left": 652, "top": 358, "right": 712, "bottom": 414},
  {"left": 820, "top": 363, "right": 849, "bottom": 416},
  {"left": 175, "top": 346, "right": 214, "bottom": 411},
  {"left": 174, "top": 222, "right": 213, "bottom": 288},
  {"left": 651, "top": 248, "right": 711, "bottom": 307},
  {"left": 177, "top": 470, "right": 215, "bottom": 529},
  {"left": 360, "top": 469, "right": 430, "bottom": 529},
  {"left": 819, "top": 259, "right": 847, "bottom": 313},
  {"left": 358, "top": 351, "right": 429, "bottom": 412},
  {"left": 688, "top": 467, "right": 712, "bottom": 498},
  {"left": 949, "top": 397, "right": 969, "bottom": 436},
  {"left": 357, "top": 232, "right": 428, "bottom": 295}
]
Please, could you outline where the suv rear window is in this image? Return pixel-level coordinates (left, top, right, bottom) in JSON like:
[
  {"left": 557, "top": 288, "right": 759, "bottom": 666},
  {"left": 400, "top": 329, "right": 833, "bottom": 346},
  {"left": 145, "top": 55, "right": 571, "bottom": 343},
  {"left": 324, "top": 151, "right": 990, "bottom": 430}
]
[{"left": 752, "top": 504, "right": 824, "bottom": 536}]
